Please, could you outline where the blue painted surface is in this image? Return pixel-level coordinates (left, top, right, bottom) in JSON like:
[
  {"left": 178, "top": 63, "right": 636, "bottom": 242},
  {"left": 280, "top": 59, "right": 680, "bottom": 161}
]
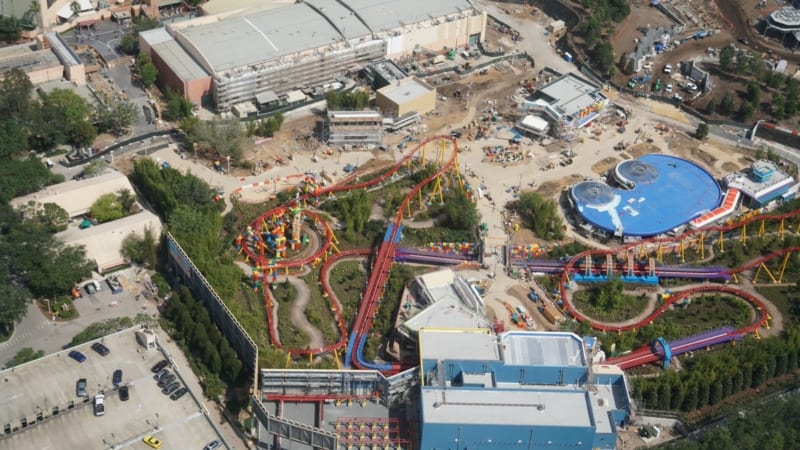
[{"left": 571, "top": 155, "right": 722, "bottom": 236}]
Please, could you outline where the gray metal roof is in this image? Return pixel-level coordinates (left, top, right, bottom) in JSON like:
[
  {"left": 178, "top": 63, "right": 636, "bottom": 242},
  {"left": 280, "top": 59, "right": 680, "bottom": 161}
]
[
  {"left": 152, "top": 39, "right": 210, "bottom": 81},
  {"left": 179, "top": 3, "right": 349, "bottom": 73},
  {"left": 536, "top": 73, "right": 601, "bottom": 116},
  {"left": 419, "top": 329, "right": 499, "bottom": 362},
  {"left": 305, "top": 0, "right": 371, "bottom": 39},
  {"left": 342, "top": 0, "right": 474, "bottom": 32},
  {"left": 421, "top": 388, "right": 593, "bottom": 427},
  {"left": 501, "top": 332, "right": 587, "bottom": 367}
]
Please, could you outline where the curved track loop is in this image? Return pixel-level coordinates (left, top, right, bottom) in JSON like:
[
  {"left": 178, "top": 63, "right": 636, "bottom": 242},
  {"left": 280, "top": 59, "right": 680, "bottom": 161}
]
[
  {"left": 240, "top": 136, "right": 458, "bottom": 363},
  {"left": 559, "top": 212, "right": 800, "bottom": 336}
]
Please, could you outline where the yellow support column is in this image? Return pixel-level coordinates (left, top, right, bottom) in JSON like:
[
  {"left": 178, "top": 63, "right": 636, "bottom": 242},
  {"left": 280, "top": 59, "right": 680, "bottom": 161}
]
[
  {"left": 679, "top": 237, "right": 685, "bottom": 262},
  {"left": 698, "top": 232, "right": 705, "bottom": 260},
  {"left": 778, "top": 251, "right": 791, "bottom": 283},
  {"left": 740, "top": 222, "right": 747, "bottom": 244},
  {"left": 780, "top": 218, "right": 785, "bottom": 240},
  {"left": 656, "top": 243, "right": 663, "bottom": 263},
  {"left": 719, "top": 229, "right": 725, "bottom": 253}
]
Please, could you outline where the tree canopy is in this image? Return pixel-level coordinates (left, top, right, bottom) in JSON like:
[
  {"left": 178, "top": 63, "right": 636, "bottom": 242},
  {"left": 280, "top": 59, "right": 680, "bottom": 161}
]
[{"left": 514, "top": 191, "right": 565, "bottom": 240}]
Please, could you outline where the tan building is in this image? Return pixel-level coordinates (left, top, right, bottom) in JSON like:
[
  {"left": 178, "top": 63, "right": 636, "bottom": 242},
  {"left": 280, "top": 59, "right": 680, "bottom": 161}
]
[
  {"left": 140, "top": 28, "right": 212, "bottom": 106},
  {"left": 376, "top": 77, "right": 436, "bottom": 118},
  {"left": 0, "top": 43, "right": 63, "bottom": 85}
]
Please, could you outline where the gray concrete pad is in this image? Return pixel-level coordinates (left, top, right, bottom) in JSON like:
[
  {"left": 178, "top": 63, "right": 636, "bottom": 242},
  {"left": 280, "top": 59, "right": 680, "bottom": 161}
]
[{"left": 0, "top": 328, "right": 222, "bottom": 450}]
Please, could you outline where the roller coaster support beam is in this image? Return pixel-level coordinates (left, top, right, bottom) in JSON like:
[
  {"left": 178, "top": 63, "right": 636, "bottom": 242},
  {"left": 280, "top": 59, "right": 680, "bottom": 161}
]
[
  {"left": 780, "top": 218, "right": 785, "bottom": 240},
  {"left": 719, "top": 229, "right": 725, "bottom": 253},
  {"left": 741, "top": 222, "right": 747, "bottom": 244},
  {"left": 679, "top": 237, "right": 685, "bottom": 262},
  {"left": 699, "top": 232, "right": 705, "bottom": 260},
  {"left": 758, "top": 219, "right": 766, "bottom": 237},
  {"left": 754, "top": 262, "right": 777, "bottom": 284},
  {"left": 778, "top": 251, "right": 791, "bottom": 283}
]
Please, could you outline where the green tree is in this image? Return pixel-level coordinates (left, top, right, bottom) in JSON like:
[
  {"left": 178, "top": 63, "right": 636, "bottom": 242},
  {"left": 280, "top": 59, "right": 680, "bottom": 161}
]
[
  {"left": 0, "top": 68, "right": 34, "bottom": 122},
  {"left": 96, "top": 100, "right": 138, "bottom": 136},
  {"left": 118, "top": 189, "right": 137, "bottom": 213},
  {"left": 772, "top": 93, "right": 785, "bottom": 121},
  {"left": 705, "top": 97, "right": 717, "bottom": 115},
  {"left": 0, "top": 16, "right": 22, "bottom": 42},
  {"left": 719, "top": 92, "right": 736, "bottom": 116},
  {"left": 738, "top": 101, "right": 755, "bottom": 121},
  {"left": 118, "top": 15, "right": 160, "bottom": 54},
  {"left": 0, "top": 157, "right": 63, "bottom": 203},
  {"left": 69, "top": 1, "right": 81, "bottom": 18},
  {"left": 695, "top": 122, "right": 709, "bottom": 140},
  {"left": 515, "top": 191, "right": 565, "bottom": 240},
  {"left": 442, "top": 187, "right": 480, "bottom": 230},
  {"left": 163, "top": 87, "right": 194, "bottom": 121},
  {"left": 6, "top": 347, "right": 44, "bottom": 368},
  {"left": 121, "top": 226, "right": 159, "bottom": 267},
  {"left": 35, "top": 88, "right": 96, "bottom": 149},
  {"left": 140, "top": 62, "right": 157, "bottom": 87},
  {"left": 745, "top": 80, "right": 761, "bottom": 107},
  {"left": 336, "top": 189, "right": 371, "bottom": 236},
  {"left": 718, "top": 46, "right": 735, "bottom": 72},
  {"left": 0, "top": 280, "right": 29, "bottom": 336},
  {"left": 190, "top": 118, "right": 245, "bottom": 162},
  {"left": 18, "top": 201, "right": 69, "bottom": 233},
  {"left": 593, "top": 41, "right": 615, "bottom": 74},
  {"left": 90, "top": 192, "right": 125, "bottom": 223},
  {"left": 0, "top": 120, "right": 29, "bottom": 159}
]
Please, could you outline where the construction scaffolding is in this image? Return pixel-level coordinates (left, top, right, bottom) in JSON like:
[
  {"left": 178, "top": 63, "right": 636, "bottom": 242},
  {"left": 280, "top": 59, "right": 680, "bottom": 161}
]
[
  {"left": 335, "top": 417, "right": 410, "bottom": 450},
  {"left": 327, "top": 110, "right": 385, "bottom": 146},
  {"left": 213, "top": 40, "right": 386, "bottom": 110}
]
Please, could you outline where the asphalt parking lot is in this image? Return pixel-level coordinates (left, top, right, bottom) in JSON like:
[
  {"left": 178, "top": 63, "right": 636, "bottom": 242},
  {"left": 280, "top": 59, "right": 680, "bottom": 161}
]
[{"left": 0, "top": 328, "right": 224, "bottom": 449}]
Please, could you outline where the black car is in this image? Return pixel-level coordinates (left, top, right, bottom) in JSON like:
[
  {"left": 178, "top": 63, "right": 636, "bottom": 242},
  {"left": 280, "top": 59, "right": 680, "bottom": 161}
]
[
  {"left": 154, "top": 368, "right": 169, "bottom": 382},
  {"left": 162, "top": 382, "right": 180, "bottom": 395},
  {"left": 170, "top": 387, "right": 188, "bottom": 400},
  {"left": 150, "top": 359, "right": 168, "bottom": 373},
  {"left": 119, "top": 386, "right": 130, "bottom": 401},
  {"left": 158, "top": 374, "right": 176, "bottom": 388},
  {"left": 91, "top": 342, "right": 110, "bottom": 356},
  {"left": 112, "top": 369, "right": 122, "bottom": 387}
]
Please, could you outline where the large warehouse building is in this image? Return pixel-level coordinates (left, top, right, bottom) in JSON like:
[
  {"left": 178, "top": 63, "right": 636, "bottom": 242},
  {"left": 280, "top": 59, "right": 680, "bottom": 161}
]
[
  {"left": 141, "top": 0, "right": 486, "bottom": 110},
  {"left": 418, "top": 329, "right": 631, "bottom": 450}
]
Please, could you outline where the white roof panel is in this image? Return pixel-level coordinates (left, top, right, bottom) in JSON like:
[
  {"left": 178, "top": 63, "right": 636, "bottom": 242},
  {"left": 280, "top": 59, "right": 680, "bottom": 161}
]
[
  {"left": 341, "top": 0, "right": 475, "bottom": 32},
  {"left": 180, "top": 3, "right": 346, "bottom": 72}
]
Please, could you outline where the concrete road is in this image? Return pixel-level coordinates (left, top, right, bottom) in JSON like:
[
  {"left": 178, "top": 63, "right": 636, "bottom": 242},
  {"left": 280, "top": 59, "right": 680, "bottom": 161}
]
[{"left": 0, "top": 278, "right": 156, "bottom": 369}]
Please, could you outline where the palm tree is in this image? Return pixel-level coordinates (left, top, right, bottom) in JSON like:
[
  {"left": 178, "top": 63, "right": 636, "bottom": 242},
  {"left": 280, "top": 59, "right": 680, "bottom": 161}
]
[
  {"left": 70, "top": 1, "right": 81, "bottom": 20},
  {"left": 27, "top": 1, "right": 40, "bottom": 26}
]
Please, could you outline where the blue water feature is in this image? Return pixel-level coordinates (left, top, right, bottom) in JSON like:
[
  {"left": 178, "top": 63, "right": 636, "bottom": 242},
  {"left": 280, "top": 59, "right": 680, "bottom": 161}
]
[{"left": 572, "top": 273, "right": 659, "bottom": 285}]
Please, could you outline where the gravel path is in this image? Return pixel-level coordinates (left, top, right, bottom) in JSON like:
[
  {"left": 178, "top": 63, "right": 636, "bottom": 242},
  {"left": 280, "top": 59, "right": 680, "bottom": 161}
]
[{"left": 286, "top": 276, "right": 324, "bottom": 350}]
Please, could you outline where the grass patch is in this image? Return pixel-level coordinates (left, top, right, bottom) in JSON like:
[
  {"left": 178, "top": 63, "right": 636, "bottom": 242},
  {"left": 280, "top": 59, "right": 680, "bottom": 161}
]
[
  {"left": 653, "top": 294, "right": 753, "bottom": 339},
  {"left": 271, "top": 280, "right": 308, "bottom": 349},
  {"left": 299, "top": 271, "right": 340, "bottom": 346},
  {"left": 329, "top": 260, "right": 367, "bottom": 325},
  {"left": 571, "top": 282, "right": 650, "bottom": 323},
  {"left": 225, "top": 285, "right": 288, "bottom": 368},
  {"left": 400, "top": 226, "right": 475, "bottom": 247},
  {"left": 756, "top": 285, "right": 800, "bottom": 326}
]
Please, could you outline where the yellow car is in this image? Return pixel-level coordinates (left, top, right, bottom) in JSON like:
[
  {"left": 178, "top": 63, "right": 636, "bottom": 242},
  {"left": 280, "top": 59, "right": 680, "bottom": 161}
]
[{"left": 143, "top": 435, "right": 163, "bottom": 449}]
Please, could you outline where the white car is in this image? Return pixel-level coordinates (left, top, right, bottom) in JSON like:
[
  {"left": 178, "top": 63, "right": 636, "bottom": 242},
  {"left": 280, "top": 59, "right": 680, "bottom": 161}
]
[
  {"left": 665, "top": 83, "right": 673, "bottom": 93},
  {"left": 94, "top": 394, "right": 105, "bottom": 416},
  {"left": 663, "top": 64, "right": 672, "bottom": 74}
]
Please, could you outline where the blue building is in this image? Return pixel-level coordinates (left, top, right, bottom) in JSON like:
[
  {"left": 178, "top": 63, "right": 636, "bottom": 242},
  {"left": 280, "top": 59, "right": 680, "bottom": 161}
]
[
  {"left": 418, "top": 330, "right": 631, "bottom": 450},
  {"left": 724, "top": 159, "right": 798, "bottom": 209}
]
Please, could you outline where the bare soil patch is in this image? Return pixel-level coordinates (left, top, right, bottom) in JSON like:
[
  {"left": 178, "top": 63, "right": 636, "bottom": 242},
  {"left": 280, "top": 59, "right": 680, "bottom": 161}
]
[{"left": 591, "top": 156, "right": 620, "bottom": 175}]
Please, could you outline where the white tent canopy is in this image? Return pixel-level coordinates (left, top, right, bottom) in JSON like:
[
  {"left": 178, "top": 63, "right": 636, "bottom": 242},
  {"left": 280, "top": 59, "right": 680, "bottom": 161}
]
[{"left": 57, "top": 0, "right": 94, "bottom": 21}]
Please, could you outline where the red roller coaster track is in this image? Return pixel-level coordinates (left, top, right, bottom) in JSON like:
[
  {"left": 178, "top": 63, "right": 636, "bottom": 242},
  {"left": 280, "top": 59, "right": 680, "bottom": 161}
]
[
  {"left": 557, "top": 211, "right": 800, "bottom": 370},
  {"left": 239, "top": 136, "right": 459, "bottom": 362}
]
